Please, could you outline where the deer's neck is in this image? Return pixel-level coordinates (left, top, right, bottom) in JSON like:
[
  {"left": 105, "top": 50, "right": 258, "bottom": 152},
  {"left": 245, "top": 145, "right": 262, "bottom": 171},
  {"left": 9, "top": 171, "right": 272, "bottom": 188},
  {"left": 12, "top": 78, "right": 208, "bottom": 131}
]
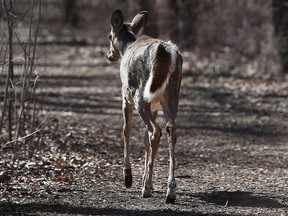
[{"left": 121, "top": 33, "right": 136, "bottom": 56}]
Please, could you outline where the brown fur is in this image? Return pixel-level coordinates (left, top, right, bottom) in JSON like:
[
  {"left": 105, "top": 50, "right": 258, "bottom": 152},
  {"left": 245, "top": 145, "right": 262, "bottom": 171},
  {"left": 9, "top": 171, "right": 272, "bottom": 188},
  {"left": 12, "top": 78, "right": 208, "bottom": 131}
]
[
  {"left": 150, "top": 44, "right": 171, "bottom": 93},
  {"left": 108, "top": 10, "right": 182, "bottom": 203}
]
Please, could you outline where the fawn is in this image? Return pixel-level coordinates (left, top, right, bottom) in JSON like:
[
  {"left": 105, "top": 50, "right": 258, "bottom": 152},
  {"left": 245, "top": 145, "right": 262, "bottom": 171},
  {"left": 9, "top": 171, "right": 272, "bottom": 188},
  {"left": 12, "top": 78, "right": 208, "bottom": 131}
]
[{"left": 107, "top": 10, "right": 182, "bottom": 203}]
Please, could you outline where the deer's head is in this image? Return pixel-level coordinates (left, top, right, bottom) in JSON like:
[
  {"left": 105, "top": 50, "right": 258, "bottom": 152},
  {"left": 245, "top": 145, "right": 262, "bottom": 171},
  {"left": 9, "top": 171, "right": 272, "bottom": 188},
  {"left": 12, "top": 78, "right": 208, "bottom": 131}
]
[{"left": 106, "top": 10, "right": 148, "bottom": 62}]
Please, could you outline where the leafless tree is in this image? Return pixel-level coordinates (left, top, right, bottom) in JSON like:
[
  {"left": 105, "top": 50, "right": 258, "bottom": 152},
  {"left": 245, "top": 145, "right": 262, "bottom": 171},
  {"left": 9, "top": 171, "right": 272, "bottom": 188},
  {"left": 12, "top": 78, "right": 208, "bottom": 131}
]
[
  {"left": 63, "top": 0, "right": 78, "bottom": 26},
  {"left": 1, "top": 0, "right": 42, "bottom": 160},
  {"left": 273, "top": 0, "right": 288, "bottom": 73}
]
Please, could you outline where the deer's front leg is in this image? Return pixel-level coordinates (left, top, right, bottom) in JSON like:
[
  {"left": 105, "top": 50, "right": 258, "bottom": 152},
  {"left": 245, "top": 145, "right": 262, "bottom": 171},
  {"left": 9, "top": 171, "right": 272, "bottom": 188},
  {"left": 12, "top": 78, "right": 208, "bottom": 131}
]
[
  {"left": 122, "top": 98, "right": 133, "bottom": 188},
  {"left": 143, "top": 130, "right": 150, "bottom": 184}
]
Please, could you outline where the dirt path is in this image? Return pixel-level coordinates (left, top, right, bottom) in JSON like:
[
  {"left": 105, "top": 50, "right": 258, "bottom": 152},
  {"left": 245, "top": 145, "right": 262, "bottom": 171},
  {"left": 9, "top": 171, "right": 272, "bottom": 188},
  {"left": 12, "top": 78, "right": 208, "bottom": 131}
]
[{"left": 1, "top": 45, "right": 288, "bottom": 215}]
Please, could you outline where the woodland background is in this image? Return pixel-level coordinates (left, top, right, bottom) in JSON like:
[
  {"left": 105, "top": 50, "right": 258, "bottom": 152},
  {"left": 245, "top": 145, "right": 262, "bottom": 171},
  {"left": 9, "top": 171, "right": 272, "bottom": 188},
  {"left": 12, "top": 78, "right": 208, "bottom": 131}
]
[{"left": 1, "top": 0, "right": 288, "bottom": 215}]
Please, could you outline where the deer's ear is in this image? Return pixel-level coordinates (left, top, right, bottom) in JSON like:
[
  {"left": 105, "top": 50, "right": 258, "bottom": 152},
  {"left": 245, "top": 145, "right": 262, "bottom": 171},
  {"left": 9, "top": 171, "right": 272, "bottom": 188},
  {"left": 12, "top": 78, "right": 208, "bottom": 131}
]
[
  {"left": 131, "top": 11, "right": 148, "bottom": 36},
  {"left": 111, "top": 10, "right": 124, "bottom": 31}
]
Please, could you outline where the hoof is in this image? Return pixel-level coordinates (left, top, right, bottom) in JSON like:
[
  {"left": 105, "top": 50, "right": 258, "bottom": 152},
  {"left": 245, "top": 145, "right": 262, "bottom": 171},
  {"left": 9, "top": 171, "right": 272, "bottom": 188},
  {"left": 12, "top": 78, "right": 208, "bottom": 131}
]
[
  {"left": 166, "top": 194, "right": 176, "bottom": 204},
  {"left": 124, "top": 168, "right": 132, "bottom": 188},
  {"left": 142, "top": 187, "right": 152, "bottom": 198}
]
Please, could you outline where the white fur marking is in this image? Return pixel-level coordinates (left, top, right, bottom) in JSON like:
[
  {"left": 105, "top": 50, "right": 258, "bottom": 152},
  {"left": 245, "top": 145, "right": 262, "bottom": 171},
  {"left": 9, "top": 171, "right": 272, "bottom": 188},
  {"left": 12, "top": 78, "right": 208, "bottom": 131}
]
[{"left": 143, "top": 41, "right": 178, "bottom": 105}]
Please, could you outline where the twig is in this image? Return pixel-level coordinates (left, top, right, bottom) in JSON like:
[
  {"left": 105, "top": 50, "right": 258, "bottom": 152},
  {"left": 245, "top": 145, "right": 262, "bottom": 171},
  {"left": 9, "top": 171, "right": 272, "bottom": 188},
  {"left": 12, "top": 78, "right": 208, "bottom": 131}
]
[
  {"left": 2, "top": 0, "right": 15, "bottom": 141},
  {"left": 2, "top": 117, "right": 54, "bottom": 147},
  {"left": 224, "top": 200, "right": 229, "bottom": 208},
  {"left": 14, "top": 0, "right": 35, "bottom": 146},
  {"left": 2, "top": 102, "right": 74, "bottom": 148},
  {"left": 0, "top": 41, "right": 9, "bottom": 133},
  {"left": 30, "top": 0, "right": 42, "bottom": 140}
]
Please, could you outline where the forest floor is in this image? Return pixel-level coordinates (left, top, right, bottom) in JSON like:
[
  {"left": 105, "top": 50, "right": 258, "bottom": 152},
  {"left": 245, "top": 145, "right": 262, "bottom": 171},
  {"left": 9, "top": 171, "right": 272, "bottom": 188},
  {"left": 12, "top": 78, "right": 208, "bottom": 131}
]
[{"left": 1, "top": 43, "right": 288, "bottom": 215}]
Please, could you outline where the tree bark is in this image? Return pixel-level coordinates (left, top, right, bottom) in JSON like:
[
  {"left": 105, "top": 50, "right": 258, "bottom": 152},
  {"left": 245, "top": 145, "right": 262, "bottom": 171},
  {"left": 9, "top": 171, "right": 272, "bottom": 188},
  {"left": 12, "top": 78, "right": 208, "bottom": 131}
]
[
  {"left": 273, "top": 0, "right": 288, "bottom": 73},
  {"left": 63, "top": 0, "right": 78, "bottom": 27}
]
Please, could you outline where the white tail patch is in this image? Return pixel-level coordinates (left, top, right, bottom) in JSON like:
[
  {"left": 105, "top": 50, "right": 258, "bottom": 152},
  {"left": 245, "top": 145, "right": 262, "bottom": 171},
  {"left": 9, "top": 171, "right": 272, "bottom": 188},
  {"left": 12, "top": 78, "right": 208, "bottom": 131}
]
[{"left": 143, "top": 41, "right": 178, "bottom": 103}]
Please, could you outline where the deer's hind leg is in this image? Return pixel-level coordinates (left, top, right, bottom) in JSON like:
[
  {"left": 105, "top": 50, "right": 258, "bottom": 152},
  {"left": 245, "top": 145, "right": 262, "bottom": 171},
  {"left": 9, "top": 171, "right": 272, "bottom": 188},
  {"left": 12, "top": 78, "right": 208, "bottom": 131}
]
[
  {"left": 122, "top": 97, "right": 133, "bottom": 188},
  {"left": 138, "top": 103, "right": 161, "bottom": 198},
  {"left": 162, "top": 53, "right": 182, "bottom": 204},
  {"left": 161, "top": 96, "right": 178, "bottom": 203},
  {"left": 143, "top": 111, "right": 158, "bottom": 187}
]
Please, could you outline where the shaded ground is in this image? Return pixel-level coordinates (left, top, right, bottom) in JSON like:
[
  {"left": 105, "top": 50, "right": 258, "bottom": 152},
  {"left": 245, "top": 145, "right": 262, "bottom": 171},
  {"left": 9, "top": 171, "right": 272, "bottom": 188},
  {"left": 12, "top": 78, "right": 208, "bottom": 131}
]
[{"left": 1, "top": 43, "right": 288, "bottom": 215}]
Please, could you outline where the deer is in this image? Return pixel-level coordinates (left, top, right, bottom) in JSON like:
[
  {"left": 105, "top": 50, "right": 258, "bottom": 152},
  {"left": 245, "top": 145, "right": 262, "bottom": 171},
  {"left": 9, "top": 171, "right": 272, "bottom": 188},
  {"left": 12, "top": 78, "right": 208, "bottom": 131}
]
[{"left": 106, "top": 9, "right": 182, "bottom": 203}]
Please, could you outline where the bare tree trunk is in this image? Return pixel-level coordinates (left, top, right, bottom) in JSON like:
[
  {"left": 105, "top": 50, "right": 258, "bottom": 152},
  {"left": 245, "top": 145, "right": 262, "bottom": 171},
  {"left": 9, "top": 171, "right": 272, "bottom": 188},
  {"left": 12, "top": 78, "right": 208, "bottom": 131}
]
[
  {"left": 273, "top": 0, "right": 288, "bottom": 73},
  {"left": 138, "top": 0, "right": 159, "bottom": 38},
  {"left": 155, "top": 0, "right": 200, "bottom": 46},
  {"left": 63, "top": 0, "right": 78, "bottom": 27},
  {"left": 177, "top": 0, "right": 200, "bottom": 47},
  {"left": 157, "top": 0, "right": 178, "bottom": 41}
]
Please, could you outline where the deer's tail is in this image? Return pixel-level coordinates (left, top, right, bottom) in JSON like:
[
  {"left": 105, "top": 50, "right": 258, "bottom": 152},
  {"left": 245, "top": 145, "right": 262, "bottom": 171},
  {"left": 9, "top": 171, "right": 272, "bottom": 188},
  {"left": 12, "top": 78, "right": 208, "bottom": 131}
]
[{"left": 144, "top": 41, "right": 178, "bottom": 102}]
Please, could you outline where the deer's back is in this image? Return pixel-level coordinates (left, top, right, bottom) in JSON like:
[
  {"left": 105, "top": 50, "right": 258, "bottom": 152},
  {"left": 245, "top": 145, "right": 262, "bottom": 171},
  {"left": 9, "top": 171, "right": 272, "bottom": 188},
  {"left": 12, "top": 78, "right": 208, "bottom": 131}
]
[{"left": 120, "top": 35, "right": 176, "bottom": 92}]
